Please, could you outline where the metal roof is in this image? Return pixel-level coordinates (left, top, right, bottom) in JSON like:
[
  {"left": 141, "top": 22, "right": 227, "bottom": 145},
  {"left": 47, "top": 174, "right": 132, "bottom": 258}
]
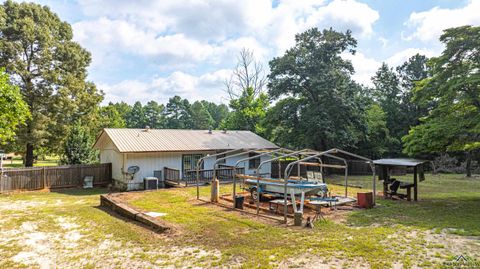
[
  {"left": 373, "top": 158, "right": 428, "bottom": 167},
  {"left": 93, "top": 128, "right": 279, "bottom": 153}
]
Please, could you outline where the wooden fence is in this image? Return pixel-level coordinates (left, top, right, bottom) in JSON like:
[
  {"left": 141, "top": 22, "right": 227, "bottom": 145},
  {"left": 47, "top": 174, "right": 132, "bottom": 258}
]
[{"left": 0, "top": 163, "right": 112, "bottom": 193}]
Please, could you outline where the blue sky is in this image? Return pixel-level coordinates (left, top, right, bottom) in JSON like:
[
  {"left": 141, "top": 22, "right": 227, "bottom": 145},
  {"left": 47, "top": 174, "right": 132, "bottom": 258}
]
[{"left": 28, "top": 0, "right": 480, "bottom": 104}]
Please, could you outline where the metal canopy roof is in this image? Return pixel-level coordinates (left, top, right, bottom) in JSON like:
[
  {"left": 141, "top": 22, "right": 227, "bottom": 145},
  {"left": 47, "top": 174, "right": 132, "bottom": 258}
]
[
  {"left": 93, "top": 128, "right": 279, "bottom": 153},
  {"left": 373, "top": 158, "right": 428, "bottom": 167}
]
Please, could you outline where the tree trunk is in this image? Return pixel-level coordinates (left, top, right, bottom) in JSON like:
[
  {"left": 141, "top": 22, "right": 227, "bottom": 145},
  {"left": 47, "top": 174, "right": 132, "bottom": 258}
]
[
  {"left": 25, "top": 143, "right": 34, "bottom": 167},
  {"left": 465, "top": 151, "right": 472, "bottom": 177}
]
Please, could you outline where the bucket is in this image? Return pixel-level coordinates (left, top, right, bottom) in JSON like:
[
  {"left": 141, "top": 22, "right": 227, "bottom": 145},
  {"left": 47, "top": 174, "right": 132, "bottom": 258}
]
[
  {"left": 357, "top": 192, "right": 373, "bottom": 208},
  {"left": 234, "top": 195, "right": 245, "bottom": 209}
]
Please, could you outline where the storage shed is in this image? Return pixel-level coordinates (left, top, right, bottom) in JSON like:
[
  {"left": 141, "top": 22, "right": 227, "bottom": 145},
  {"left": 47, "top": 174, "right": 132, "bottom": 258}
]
[{"left": 93, "top": 128, "right": 279, "bottom": 190}]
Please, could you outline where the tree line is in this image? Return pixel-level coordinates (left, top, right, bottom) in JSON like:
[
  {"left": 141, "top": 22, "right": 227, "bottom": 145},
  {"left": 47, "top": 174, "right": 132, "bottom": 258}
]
[
  {"left": 99, "top": 98, "right": 229, "bottom": 130},
  {"left": 0, "top": 1, "right": 478, "bottom": 175}
]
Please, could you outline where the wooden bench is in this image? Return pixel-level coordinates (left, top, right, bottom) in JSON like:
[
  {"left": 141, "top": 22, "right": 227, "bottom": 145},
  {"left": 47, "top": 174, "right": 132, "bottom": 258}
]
[
  {"left": 399, "top": 182, "right": 415, "bottom": 201},
  {"left": 384, "top": 180, "right": 415, "bottom": 201}
]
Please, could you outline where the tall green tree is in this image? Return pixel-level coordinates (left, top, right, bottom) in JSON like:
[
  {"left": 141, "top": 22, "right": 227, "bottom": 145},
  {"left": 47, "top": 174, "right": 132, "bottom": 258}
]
[
  {"left": 165, "top": 96, "right": 193, "bottom": 129},
  {"left": 403, "top": 25, "right": 480, "bottom": 177},
  {"left": 61, "top": 120, "right": 97, "bottom": 165},
  {"left": 111, "top": 102, "right": 132, "bottom": 121},
  {"left": 201, "top": 101, "right": 229, "bottom": 129},
  {"left": 190, "top": 101, "right": 214, "bottom": 129},
  {"left": 371, "top": 63, "right": 402, "bottom": 155},
  {"left": 0, "top": 1, "right": 103, "bottom": 166},
  {"left": 0, "top": 69, "right": 30, "bottom": 143},
  {"left": 266, "top": 28, "right": 366, "bottom": 150},
  {"left": 144, "top": 101, "right": 166, "bottom": 129},
  {"left": 95, "top": 104, "right": 126, "bottom": 132},
  {"left": 126, "top": 101, "right": 146, "bottom": 128},
  {"left": 358, "top": 104, "right": 395, "bottom": 159},
  {"left": 396, "top": 54, "right": 430, "bottom": 132},
  {"left": 222, "top": 87, "right": 268, "bottom": 133}
]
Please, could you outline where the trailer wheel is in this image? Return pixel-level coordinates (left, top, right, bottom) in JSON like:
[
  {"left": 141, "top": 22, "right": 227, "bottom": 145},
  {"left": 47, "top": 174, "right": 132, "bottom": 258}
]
[{"left": 250, "top": 187, "right": 260, "bottom": 201}]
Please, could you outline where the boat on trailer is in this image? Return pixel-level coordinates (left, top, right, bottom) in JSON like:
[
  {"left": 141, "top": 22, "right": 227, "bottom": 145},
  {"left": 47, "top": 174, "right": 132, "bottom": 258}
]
[{"left": 242, "top": 176, "right": 328, "bottom": 198}]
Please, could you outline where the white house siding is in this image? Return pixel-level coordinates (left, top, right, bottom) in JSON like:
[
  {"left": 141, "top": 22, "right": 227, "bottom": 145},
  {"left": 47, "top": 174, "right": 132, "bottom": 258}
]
[
  {"left": 98, "top": 139, "right": 124, "bottom": 185},
  {"left": 186, "top": 153, "right": 271, "bottom": 176},
  {"left": 124, "top": 151, "right": 213, "bottom": 190},
  {"left": 119, "top": 151, "right": 272, "bottom": 191}
]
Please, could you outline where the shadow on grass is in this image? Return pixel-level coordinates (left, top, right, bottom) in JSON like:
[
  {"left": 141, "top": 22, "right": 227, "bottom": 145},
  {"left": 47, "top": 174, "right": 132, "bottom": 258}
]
[
  {"left": 49, "top": 187, "right": 110, "bottom": 196},
  {"left": 348, "top": 195, "right": 480, "bottom": 236}
]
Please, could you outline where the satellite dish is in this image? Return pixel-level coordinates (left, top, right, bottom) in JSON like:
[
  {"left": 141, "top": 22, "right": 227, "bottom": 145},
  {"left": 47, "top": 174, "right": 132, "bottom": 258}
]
[{"left": 127, "top": 166, "right": 140, "bottom": 175}]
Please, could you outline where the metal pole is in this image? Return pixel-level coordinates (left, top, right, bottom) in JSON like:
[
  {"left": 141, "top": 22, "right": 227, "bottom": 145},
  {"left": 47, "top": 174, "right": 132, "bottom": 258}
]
[
  {"left": 256, "top": 167, "right": 261, "bottom": 215},
  {"left": 297, "top": 163, "right": 300, "bottom": 179},
  {"left": 371, "top": 162, "right": 376, "bottom": 205},
  {"left": 284, "top": 172, "right": 288, "bottom": 223},
  {"left": 284, "top": 155, "right": 326, "bottom": 223},
  {"left": 233, "top": 148, "right": 287, "bottom": 209},
  {"left": 254, "top": 148, "right": 316, "bottom": 217},
  {"left": 213, "top": 148, "right": 261, "bottom": 203},
  {"left": 195, "top": 148, "right": 243, "bottom": 200},
  {"left": 196, "top": 165, "right": 200, "bottom": 199},
  {"left": 344, "top": 160, "right": 348, "bottom": 198}
]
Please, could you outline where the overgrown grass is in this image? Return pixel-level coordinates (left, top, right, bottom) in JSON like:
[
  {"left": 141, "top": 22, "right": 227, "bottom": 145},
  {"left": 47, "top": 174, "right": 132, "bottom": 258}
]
[
  {"left": 129, "top": 186, "right": 404, "bottom": 268},
  {"left": 328, "top": 174, "right": 480, "bottom": 236},
  {"left": 1, "top": 173, "right": 479, "bottom": 268},
  {"left": 125, "top": 174, "right": 480, "bottom": 267}
]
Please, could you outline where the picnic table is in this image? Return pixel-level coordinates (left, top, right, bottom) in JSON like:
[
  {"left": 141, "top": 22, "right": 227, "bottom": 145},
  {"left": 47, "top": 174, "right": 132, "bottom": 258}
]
[{"left": 309, "top": 197, "right": 338, "bottom": 222}]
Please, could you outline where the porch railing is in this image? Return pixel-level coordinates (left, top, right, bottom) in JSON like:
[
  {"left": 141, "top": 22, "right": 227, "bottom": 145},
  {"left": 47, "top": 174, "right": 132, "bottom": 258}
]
[
  {"left": 183, "top": 166, "right": 245, "bottom": 186},
  {"left": 164, "top": 167, "right": 181, "bottom": 184}
]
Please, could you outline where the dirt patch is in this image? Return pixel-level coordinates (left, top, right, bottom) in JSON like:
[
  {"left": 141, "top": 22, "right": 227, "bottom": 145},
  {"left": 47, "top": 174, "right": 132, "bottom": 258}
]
[
  {"left": 280, "top": 254, "right": 371, "bottom": 269},
  {"left": 0, "top": 200, "right": 47, "bottom": 211},
  {"left": 0, "top": 193, "right": 227, "bottom": 268}
]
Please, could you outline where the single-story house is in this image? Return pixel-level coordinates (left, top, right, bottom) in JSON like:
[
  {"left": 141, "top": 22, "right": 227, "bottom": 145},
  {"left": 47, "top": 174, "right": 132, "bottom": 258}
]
[{"left": 93, "top": 128, "right": 279, "bottom": 190}]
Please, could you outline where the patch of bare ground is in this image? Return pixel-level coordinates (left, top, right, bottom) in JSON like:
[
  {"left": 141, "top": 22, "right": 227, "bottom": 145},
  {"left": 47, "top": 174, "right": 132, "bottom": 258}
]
[{"left": 0, "top": 197, "right": 224, "bottom": 268}]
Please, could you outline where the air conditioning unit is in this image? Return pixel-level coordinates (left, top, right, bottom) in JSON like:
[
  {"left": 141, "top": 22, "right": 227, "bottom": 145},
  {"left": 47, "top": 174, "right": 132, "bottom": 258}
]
[{"left": 144, "top": 177, "right": 158, "bottom": 190}]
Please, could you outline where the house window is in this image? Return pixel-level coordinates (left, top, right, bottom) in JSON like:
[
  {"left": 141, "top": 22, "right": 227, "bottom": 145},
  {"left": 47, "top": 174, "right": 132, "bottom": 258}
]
[
  {"left": 217, "top": 154, "right": 226, "bottom": 164},
  {"left": 249, "top": 152, "right": 260, "bottom": 169},
  {"left": 182, "top": 154, "right": 203, "bottom": 173}
]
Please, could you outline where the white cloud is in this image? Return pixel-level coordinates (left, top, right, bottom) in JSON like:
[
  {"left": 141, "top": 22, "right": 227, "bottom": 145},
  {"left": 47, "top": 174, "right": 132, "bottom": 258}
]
[
  {"left": 385, "top": 48, "right": 437, "bottom": 67},
  {"left": 261, "top": 0, "right": 379, "bottom": 54},
  {"left": 404, "top": 0, "right": 480, "bottom": 42},
  {"left": 73, "top": 0, "right": 379, "bottom": 63},
  {"left": 343, "top": 52, "right": 381, "bottom": 86},
  {"left": 53, "top": 0, "right": 380, "bottom": 103},
  {"left": 73, "top": 18, "right": 214, "bottom": 64},
  {"left": 100, "top": 70, "right": 232, "bottom": 105},
  {"left": 306, "top": 0, "right": 379, "bottom": 36}
]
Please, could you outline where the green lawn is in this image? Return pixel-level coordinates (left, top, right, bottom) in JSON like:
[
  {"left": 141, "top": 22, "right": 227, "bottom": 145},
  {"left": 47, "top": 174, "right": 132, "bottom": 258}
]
[
  {"left": 328, "top": 174, "right": 480, "bottom": 236},
  {"left": 0, "top": 174, "right": 479, "bottom": 268},
  {"left": 2, "top": 156, "right": 60, "bottom": 168}
]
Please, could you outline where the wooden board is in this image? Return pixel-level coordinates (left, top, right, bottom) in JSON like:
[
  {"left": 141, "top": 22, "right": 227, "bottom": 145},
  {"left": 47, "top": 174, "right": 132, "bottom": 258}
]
[{"left": 298, "top": 162, "right": 346, "bottom": 169}]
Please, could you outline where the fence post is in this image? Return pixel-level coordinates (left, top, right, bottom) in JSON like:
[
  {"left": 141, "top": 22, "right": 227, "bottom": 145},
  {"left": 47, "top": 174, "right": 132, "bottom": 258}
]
[{"left": 43, "top": 167, "right": 47, "bottom": 189}]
